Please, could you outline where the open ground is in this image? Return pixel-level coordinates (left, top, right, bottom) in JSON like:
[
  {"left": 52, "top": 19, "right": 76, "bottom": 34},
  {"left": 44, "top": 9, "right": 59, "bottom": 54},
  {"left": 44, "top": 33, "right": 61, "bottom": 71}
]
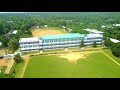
[
  {"left": 0, "top": 58, "right": 10, "bottom": 66},
  {"left": 31, "top": 27, "right": 67, "bottom": 37}
]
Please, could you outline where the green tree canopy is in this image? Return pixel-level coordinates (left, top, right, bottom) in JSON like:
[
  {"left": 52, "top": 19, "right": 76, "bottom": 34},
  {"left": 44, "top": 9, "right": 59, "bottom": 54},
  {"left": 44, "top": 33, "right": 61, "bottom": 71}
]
[
  {"left": 93, "top": 41, "right": 97, "bottom": 48},
  {"left": 14, "top": 54, "right": 23, "bottom": 63},
  {"left": 8, "top": 37, "right": 19, "bottom": 53}
]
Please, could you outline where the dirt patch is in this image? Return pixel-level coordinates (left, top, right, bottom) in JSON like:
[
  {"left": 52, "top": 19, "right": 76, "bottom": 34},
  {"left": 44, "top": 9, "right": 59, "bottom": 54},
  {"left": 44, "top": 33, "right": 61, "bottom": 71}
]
[
  {"left": 32, "top": 28, "right": 64, "bottom": 37},
  {"left": 0, "top": 58, "right": 10, "bottom": 66},
  {"left": 59, "top": 52, "right": 86, "bottom": 63}
]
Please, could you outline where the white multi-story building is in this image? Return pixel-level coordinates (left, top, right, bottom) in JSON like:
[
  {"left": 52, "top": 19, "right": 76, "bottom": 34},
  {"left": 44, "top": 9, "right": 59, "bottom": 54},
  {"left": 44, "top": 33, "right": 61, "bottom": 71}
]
[
  {"left": 84, "top": 34, "right": 103, "bottom": 45},
  {"left": 19, "top": 32, "right": 104, "bottom": 52},
  {"left": 84, "top": 29, "right": 104, "bottom": 35}
]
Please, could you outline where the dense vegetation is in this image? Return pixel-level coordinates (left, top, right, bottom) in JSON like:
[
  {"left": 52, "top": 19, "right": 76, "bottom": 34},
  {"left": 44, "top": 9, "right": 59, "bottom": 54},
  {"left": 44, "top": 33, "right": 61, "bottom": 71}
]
[
  {"left": 0, "top": 12, "right": 120, "bottom": 54},
  {"left": 14, "top": 54, "right": 23, "bottom": 63},
  {"left": 104, "top": 38, "right": 120, "bottom": 57},
  {"left": 0, "top": 66, "right": 14, "bottom": 78}
]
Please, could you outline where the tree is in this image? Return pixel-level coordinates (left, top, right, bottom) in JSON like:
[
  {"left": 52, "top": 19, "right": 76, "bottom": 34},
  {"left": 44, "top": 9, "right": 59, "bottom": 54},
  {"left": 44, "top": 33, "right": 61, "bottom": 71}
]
[
  {"left": 0, "top": 67, "right": 13, "bottom": 78},
  {"left": 93, "top": 41, "right": 97, "bottom": 48},
  {"left": 14, "top": 54, "right": 23, "bottom": 63},
  {"left": 80, "top": 39, "right": 85, "bottom": 47},
  {"left": 0, "top": 35, "right": 9, "bottom": 47},
  {"left": 0, "top": 73, "right": 14, "bottom": 78},
  {"left": 104, "top": 37, "right": 113, "bottom": 47},
  {"left": 8, "top": 37, "right": 19, "bottom": 53},
  {"left": 110, "top": 43, "right": 120, "bottom": 57}
]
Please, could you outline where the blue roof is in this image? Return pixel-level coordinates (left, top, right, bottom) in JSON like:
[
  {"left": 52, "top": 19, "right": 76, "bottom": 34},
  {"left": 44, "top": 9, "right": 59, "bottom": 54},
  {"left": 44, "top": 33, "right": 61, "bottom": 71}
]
[{"left": 40, "top": 33, "right": 85, "bottom": 40}]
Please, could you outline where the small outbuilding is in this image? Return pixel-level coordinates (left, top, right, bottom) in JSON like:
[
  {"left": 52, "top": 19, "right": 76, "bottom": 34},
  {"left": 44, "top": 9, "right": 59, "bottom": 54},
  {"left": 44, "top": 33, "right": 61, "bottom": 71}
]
[{"left": 110, "top": 38, "right": 120, "bottom": 43}]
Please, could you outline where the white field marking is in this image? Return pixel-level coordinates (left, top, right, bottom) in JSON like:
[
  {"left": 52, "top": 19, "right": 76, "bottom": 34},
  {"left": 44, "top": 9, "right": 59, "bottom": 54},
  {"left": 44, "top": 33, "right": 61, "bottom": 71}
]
[{"left": 100, "top": 50, "right": 120, "bottom": 66}]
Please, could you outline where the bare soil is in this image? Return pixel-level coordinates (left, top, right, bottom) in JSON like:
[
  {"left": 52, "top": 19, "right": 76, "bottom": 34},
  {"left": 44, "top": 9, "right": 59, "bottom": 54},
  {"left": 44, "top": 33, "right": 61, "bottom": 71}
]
[
  {"left": 0, "top": 58, "right": 10, "bottom": 66},
  {"left": 32, "top": 28, "right": 64, "bottom": 37}
]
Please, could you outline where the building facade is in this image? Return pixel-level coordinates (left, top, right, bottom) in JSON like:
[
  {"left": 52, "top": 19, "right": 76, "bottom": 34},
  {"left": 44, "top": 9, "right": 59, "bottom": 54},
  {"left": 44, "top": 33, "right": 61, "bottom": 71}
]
[{"left": 19, "top": 32, "right": 104, "bottom": 52}]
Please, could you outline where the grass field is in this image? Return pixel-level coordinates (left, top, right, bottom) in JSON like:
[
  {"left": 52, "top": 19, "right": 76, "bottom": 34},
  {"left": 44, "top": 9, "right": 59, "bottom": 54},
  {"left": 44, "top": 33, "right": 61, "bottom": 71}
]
[
  {"left": 102, "top": 48, "right": 120, "bottom": 63},
  {"left": 13, "top": 62, "right": 24, "bottom": 78},
  {"left": 0, "top": 66, "right": 6, "bottom": 72},
  {"left": 23, "top": 51, "right": 120, "bottom": 78},
  {"left": 31, "top": 27, "right": 67, "bottom": 37}
]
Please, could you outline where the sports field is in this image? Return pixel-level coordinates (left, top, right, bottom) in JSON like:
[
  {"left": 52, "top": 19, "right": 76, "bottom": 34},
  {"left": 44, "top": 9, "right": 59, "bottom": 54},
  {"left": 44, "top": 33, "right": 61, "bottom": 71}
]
[
  {"left": 23, "top": 51, "right": 120, "bottom": 78},
  {"left": 31, "top": 27, "right": 67, "bottom": 37}
]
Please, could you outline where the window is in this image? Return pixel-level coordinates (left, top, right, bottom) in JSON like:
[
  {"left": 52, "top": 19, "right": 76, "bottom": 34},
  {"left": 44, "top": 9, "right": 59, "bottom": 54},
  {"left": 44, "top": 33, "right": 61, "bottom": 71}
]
[{"left": 53, "top": 39, "right": 54, "bottom": 42}]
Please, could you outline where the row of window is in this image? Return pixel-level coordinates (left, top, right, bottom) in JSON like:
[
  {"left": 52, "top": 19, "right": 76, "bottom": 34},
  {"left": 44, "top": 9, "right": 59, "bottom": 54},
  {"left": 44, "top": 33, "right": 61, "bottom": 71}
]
[
  {"left": 43, "top": 45, "right": 79, "bottom": 48},
  {"left": 43, "top": 38, "right": 82, "bottom": 43},
  {"left": 87, "top": 37, "right": 103, "bottom": 39},
  {"left": 84, "top": 40, "right": 102, "bottom": 43},
  {"left": 20, "top": 41, "right": 39, "bottom": 44},
  {"left": 42, "top": 42, "right": 80, "bottom": 46},
  {"left": 84, "top": 42, "right": 102, "bottom": 44},
  {"left": 20, "top": 46, "right": 41, "bottom": 48},
  {"left": 20, "top": 44, "right": 80, "bottom": 48}
]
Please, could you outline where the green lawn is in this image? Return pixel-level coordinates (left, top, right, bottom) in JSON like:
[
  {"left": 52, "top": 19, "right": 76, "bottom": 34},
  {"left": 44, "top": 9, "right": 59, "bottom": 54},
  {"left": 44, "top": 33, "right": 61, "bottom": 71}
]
[
  {"left": 0, "top": 66, "right": 6, "bottom": 72},
  {"left": 23, "top": 51, "right": 120, "bottom": 78},
  {"left": 13, "top": 62, "right": 24, "bottom": 78},
  {"left": 102, "top": 48, "right": 120, "bottom": 63}
]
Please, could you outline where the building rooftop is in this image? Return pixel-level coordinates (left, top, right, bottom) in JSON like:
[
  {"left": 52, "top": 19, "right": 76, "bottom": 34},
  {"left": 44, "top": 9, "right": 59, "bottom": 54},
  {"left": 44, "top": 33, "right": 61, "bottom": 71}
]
[
  {"left": 113, "top": 24, "right": 120, "bottom": 26},
  {"left": 12, "top": 30, "right": 17, "bottom": 34},
  {"left": 84, "top": 28, "right": 104, "bottom": 34},
  {"left": 101, "top": 25, "right": 106, "bottom": 28},
  {"left": 19, "top": 37, "right": 39, "bottom": 42},
  {"left": 41, "top": 33, "right": 85, "bottom": 40},
  {"left": 85, "top": 34, "right": 103, "bottom": 38},
  {"left": 110, "top": 38, "right": 120, "bottom": 43}
]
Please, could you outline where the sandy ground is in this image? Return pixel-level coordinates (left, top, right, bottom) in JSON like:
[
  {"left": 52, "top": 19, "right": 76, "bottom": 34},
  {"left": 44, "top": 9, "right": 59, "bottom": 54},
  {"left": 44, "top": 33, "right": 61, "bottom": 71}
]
[
  {"left": 32, "top": 29, "right": 64, "bottom": 37},
  {"left": 59, "top": 52, "right": 86, "bottom": 63},
  {"left": 58, "top": 49, "right": 101, "bottom": 63},
  {"left": 0, "top": 58, "right": 10, "bottom": 66}
]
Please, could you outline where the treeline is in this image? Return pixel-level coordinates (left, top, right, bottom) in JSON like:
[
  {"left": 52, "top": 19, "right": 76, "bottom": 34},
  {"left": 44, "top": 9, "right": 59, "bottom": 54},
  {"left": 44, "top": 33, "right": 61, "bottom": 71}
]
[{"left": 104, "top": 38, "right": 120, "bottom": 57}]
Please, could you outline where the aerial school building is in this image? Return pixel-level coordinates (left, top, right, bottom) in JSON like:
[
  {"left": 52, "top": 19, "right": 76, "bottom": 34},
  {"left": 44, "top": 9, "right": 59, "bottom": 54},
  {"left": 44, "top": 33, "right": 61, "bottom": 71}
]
[{"left": 19, "top": 29, "right": 104, "bottom": 52}]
